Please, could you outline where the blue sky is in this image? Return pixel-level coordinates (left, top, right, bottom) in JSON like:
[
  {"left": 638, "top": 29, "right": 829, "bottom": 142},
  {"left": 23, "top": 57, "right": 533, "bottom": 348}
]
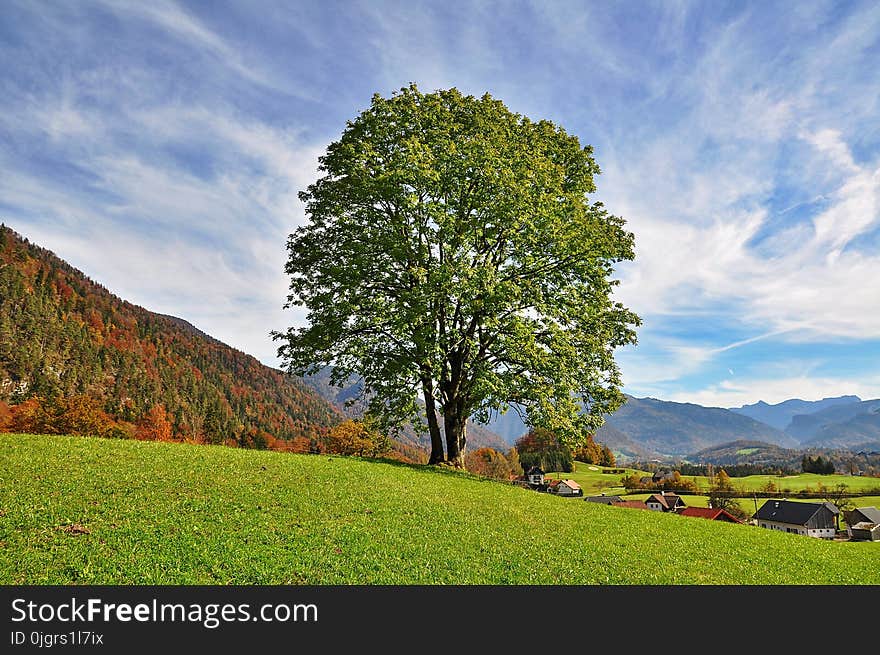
[{"left": 2, "top": 0, "right": 879, "bottom": 408}]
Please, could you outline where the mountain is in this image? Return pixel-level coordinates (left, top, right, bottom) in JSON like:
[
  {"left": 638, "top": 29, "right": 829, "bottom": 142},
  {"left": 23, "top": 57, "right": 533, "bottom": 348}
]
[
  {"left": 601, "top": 395, "right": 798, "bottom": 456},
  {"left": 730, "top": 395, "right": 880, "bottom": 450},
  {"left": 730, "top": 396, "right": 861, "bottom": 430},
  {"left": 594, "top": 422, "right": 655, "bottom": 461},
  {"left": 0, "top": 225, "right": 339, "bottom": 445},
  {"left": 479, "top": 395, "right": 795, "bottom": 459},
  {"left": 304, "top": 367, "right": 509, "bottom": 453},
  {"left": 804, "top": 413, "right": 880, "bottom": 449},
  {"left": 785, "top": 399, "right": 880, "bottom": 443}
]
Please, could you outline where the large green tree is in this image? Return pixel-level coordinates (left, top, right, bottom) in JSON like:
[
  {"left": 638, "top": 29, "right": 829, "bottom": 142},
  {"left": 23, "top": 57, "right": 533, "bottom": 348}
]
[{"left": 275, "top": 85, "right": 639, "bottom": 466}]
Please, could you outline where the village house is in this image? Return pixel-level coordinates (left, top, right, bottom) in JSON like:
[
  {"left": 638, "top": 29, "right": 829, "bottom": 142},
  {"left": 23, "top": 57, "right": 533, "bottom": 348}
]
[
  {"left": 680, "top": 507, "right": 742, "bottom": 523},
  {"left": 637, "top": 470, "right": 675, "bottom": 487},
  {"left": 513, "top": 466, "right": 546, "bottom": 489},
  {"left": 584, "top": 495, "right": 624, "bottom": 505},
  {"left": 526, "top": 466, "right": 544, "bottom": 487},
  {"left": 753, "top": 500, "right": 838, "bottom": 539},
  {"left": 645, "top": 491, "right": 687, "bottom": 513},
  {"left": 843, "top": 507, "right": 880, "bottom": 541},
  {"left": 547, "top": 479, "right": 583, "bottom": 497}
]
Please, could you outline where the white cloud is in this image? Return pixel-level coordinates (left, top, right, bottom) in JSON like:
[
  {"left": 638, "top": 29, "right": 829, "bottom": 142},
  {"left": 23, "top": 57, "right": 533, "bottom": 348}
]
[
  {"left": 666, "top": 375, "right": 880, "bottom": 409},
  {"left": 610, "top": 124, "right": 880, "bottom": 342}
]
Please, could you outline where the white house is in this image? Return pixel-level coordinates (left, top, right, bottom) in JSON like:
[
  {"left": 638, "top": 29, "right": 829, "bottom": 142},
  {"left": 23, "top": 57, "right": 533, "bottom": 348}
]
[
  {"left": 645, "top": 491, "right": 686, "bottom": 512},
  {"left": 548, "top": 479, "right": 583, "bottom": 497},
  {"left": 753, "top": 500, "right": 839, "bottom": 539},
  {"left": 526, "top": 466, "right": 545, "bottom": 486}
]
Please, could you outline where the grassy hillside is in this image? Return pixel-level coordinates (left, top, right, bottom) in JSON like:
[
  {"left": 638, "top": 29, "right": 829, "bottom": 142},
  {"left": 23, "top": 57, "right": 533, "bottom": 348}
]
[{"left": 1, "top": 434, "right": 877, "bottom": 585}]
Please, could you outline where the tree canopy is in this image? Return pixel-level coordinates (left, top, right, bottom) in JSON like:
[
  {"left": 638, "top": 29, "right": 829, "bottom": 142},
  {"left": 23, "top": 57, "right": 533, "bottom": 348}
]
[{"left": 275, "top": 84, "right": 639, "bottom": 465}]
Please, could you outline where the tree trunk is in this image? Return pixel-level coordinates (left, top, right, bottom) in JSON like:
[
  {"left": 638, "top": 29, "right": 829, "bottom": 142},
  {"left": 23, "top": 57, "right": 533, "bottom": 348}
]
[
  {"left": 422, "top": 379, "right": 445, "bottom": 464},
  {"left": 444, "top": 411, "right": 467, "bottom": 468}
]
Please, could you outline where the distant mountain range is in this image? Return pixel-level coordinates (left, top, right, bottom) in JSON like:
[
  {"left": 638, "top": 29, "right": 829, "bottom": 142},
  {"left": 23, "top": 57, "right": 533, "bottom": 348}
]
[
  {"left": 731, "top": 395, "right": 861, "bottom": 430},
  {"left": 784, "top": 399, "right": 880, "bottom": 447},
  {"left": 481, "top": 395, "right": 795, "bottom": 458},
  {"left": 483, "top": 393, "right": 880, "bottom": 461},
  {"left": 731, "top": 395, "right": 880, "bottom": 450},
  {"left": 596, "top": 395, "right": 797, "bottom": 457}
]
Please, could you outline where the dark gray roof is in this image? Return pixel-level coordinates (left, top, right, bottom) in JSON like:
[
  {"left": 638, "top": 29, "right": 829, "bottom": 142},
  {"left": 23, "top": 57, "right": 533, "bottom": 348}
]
[
  {"left": 584, "top": 495, "right": 624, "bottom": 504},
  {"left": 845, "top": 507, "right": 880, "bottom": 524},
  {"left": 526, "top": 466, "right": 544, "bottom": 475},
  {"left": 754, "top": 500, "right": 839, "bottom": 525}
]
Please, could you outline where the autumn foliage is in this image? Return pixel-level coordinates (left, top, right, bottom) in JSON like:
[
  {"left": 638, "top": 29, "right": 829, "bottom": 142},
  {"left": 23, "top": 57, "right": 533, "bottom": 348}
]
[
  {"left": 324, "top": 419, "right": 391, "bottom": 457},
  {"left": 9, "top": 395, "right": 116, "bottom": 437},
  {"left": 515, "top": 428, "right": 575, "bottom": 473},
  {"left": 572, "top": 434, "right": 616, "bottom": 466},
  {"left": 465, "top": 447, "right": 516, "bottom": 480},
  {"left": 621, "top": 470, "right": 698, "bottom": 492},
  {"left": 0, "top": 225, "right": 339, "bottom": 449},
  {"left": 134, "top": 405, "right": 173, "bottom": 442}
]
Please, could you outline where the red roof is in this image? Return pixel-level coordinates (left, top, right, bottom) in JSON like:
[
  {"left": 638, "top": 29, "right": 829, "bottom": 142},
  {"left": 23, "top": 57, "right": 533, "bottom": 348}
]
[
  {"left": 680, "top": 507, "right": 742, "bottom": 523},
  {"left": 611, "top": 500, "right": 649, "bottom": 510}
]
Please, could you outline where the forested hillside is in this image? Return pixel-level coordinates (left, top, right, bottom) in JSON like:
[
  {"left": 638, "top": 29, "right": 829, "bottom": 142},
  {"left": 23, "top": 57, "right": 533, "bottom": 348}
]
[{"left": 0, "top": 225, "right": 339, "bottom": 447}]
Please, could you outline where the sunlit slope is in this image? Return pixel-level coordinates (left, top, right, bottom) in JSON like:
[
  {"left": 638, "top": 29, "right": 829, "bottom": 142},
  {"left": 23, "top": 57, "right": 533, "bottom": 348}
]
[{"left": 1, "top": 434, "right": 877, "bottom": 584}]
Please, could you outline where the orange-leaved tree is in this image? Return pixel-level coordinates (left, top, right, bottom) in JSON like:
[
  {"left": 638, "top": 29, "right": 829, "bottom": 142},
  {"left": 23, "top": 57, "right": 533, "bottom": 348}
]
[
  {"left": 135, "top": 404, "right": 173, "bottom": 441},
  {"left": 465, "top": 447, "right": 513, "bottom": 480},
  {"left": 325, "top": 419, "right": 390, "bottom": 457}
]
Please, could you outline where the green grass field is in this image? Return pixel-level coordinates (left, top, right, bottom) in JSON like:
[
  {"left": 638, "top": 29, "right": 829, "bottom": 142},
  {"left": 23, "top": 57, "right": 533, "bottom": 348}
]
[
  {"left": 1, "top": 434, "right": 878, "bottom": 584},
  {"left": 695, "top": 472, "right": 880, "bottom": 494},
  {"left": 550, "top": 463, "right": 649, "bottom": 496},
  {"left": 553, "top": 463, "right": 880, "bottom": 498}
]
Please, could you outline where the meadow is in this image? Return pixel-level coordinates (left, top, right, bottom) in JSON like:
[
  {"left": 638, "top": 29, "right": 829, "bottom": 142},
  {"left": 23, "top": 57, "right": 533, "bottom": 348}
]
[
  {"left": 557, "top": 463, "right": 880, "bottom": 498},
  {"left": 1, "top": 434, "right": 878, "bottom": 585}
]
